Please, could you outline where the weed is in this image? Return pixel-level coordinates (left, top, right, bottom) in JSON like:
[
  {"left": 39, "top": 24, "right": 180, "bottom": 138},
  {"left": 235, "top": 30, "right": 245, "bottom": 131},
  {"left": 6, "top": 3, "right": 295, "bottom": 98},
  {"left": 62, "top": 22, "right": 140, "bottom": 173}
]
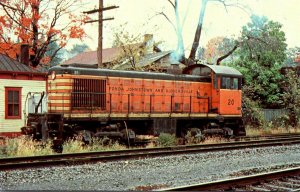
[
  {"left": 246, "top": 125, "right": 300, "bottom": 136},
  {"left": 1, "top": 136, "right": 128, "bottom": 157},
  {"left": 202, "top": 136, "right": 229, "bottom": 144},
  {"left": 4, "top": 136, "right": 53, "bottom": 157},
  {"left": 156, "top": 133, "right": 177, "bottom": 147}
]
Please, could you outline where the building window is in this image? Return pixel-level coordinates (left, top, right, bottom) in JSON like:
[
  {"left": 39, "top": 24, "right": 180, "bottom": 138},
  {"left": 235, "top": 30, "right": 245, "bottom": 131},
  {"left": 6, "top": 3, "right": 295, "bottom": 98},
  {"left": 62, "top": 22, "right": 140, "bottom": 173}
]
[{"left": 5, "top": 87, "right": 22, "bottom": 119}]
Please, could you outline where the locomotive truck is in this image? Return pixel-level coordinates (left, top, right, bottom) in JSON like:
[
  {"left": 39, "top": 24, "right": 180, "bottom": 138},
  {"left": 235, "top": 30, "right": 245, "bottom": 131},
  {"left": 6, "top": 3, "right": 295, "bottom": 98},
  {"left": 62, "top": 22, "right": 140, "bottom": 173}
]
[{"left": 21, "top": 63, "right": 245, "bottom": 147}]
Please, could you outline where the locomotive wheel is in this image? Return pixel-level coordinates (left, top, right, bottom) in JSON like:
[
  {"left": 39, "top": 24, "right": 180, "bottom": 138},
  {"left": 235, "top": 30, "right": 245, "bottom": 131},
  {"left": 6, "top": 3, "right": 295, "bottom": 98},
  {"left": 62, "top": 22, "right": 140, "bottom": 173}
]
[
  {"left": 101, "top": 137, "right": 111, "bottom": 146},
  {"left": 52, "top": 144, "right": 63, "bottom": 153},
  {"left": 223, "top": 127, "right": 234, "bottom": 138}
]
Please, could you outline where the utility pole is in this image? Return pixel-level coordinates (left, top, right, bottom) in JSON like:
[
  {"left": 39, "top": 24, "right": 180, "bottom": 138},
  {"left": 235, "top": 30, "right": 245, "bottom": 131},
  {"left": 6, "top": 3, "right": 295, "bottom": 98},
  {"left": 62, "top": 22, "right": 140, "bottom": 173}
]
[
  {"left": 98, "top": 0, "right": 103, "bottom": 69},
  {"left": 84, "top": 0, "right": 118, "bottom": 68}
]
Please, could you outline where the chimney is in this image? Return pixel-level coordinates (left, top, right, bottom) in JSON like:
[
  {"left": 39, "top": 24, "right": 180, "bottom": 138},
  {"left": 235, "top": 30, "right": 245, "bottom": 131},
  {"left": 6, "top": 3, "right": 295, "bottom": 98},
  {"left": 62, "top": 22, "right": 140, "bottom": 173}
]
[
  {"left": 20, "top": 44, "right": 30, "bottom": 66},
  {"left": 144, "top": 34, "right": 154, "bottom": 54}
]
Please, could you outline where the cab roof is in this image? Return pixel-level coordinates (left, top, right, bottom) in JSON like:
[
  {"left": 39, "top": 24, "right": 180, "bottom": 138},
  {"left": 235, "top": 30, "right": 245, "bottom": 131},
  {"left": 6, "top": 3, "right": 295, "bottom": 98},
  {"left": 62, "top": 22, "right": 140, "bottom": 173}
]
[{"left": 183, "top": 63, "right": 243, "bottom": 77}]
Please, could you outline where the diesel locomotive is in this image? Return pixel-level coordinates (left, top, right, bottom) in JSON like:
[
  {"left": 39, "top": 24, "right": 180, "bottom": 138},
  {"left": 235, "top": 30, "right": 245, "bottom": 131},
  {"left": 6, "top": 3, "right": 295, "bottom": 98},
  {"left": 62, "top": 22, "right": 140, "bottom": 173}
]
[{"left": 21, "top": 63, "right": 245, "bottom": 146}]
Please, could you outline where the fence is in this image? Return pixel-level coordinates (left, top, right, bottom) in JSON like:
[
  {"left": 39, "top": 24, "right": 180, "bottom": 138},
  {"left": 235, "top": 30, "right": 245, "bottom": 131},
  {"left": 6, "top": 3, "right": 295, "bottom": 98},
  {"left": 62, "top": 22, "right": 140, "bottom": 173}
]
[{"left": 261, "top": 109, "right": 289, "bottom": 122}]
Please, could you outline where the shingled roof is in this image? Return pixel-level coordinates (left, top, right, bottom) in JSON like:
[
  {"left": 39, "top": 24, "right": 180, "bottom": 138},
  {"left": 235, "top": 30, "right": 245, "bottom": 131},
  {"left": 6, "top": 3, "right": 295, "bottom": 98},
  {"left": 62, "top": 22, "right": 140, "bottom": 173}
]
[
  {"left": 62, "top": 47, "right": 125, "bottom": 65},
  {"left": 0, "top": 54, "right": 46, "bottom": 74}
]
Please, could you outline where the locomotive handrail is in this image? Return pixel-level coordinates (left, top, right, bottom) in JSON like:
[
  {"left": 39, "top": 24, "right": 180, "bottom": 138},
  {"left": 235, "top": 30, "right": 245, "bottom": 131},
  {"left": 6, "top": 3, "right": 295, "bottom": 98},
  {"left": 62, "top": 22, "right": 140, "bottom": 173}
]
[
  {"left": 50, "top": 90, "right": 212, "bottom": 119},
  {"left": 69, "top": 92, "right": 210, "bottom": 114}
]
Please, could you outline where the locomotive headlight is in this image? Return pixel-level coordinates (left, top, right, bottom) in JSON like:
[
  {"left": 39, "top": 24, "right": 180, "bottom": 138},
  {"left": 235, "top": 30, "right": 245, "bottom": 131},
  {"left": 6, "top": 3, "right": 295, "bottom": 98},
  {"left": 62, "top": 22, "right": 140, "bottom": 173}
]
[{"left": 51, "top": 71, "right": 56, "bottom": 80}]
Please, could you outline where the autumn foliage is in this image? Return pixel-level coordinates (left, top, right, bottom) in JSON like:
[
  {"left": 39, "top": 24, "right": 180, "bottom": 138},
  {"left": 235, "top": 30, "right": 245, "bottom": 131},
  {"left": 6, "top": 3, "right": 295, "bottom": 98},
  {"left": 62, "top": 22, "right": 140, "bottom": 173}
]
[
  {"left": 203, "top": 36, "right": 225, "bottom": 63},
  {"left": 0, "top": 0, "right": 89, "bottom": 67}
]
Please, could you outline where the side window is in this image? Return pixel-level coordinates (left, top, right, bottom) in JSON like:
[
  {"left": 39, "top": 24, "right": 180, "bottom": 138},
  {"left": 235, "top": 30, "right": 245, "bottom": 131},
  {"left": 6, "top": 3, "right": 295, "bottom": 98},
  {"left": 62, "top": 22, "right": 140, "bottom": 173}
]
[
  {"left": 5, "top": 87, "right": 22, "bottom": 119},
  {"left": 221, "top": 76, "right": 241, "bottom": 90},
  {"left": 221, "top": 76, "right": 231, "bottom": 89},
  {"left": 225, "top": 77, "right": 231, "bottom": 88},
  {"left": 214, "top": 74, "right": 218, "bottom": 89},
  {"left": 232, "top": 78, "right": 239, "bottom": 90},
  {"left": 221, "top": 76, "right": 226, "bottom": 89}
]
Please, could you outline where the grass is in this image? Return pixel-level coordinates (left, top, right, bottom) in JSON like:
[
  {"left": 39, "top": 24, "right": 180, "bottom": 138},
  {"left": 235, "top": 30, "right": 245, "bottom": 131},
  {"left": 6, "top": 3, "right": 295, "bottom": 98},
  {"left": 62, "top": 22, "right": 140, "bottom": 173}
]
[
  {"left": 201, "top": 136, "right": 229, "bottom": 144},
  {"left": 1, "top": 124, "right": 300, "bottom": 157},
  {"left": 3, "top": 136, "right": 54, "bottom": 157},
  {"left": 0, "top": 136, "right": 127, "bottom": 158},
  {"left": 246, "top": 125, "right": 300, "bottom": 136},
  {"left": 156, "top": 133, "right": 177, "bottom": 147}
]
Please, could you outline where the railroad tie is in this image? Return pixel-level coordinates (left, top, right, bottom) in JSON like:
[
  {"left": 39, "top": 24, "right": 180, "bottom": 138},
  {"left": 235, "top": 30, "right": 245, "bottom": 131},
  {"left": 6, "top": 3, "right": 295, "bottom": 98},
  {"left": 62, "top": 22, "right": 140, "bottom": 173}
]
[
  {"left": 263, "top": 183, "right": 295, "bottom": 191},
  {"left": 276, "top": 180, "right": 300, "bottom": 188},
  {"left": 248, "top": 186, "right": 270, "bottom": 192}
]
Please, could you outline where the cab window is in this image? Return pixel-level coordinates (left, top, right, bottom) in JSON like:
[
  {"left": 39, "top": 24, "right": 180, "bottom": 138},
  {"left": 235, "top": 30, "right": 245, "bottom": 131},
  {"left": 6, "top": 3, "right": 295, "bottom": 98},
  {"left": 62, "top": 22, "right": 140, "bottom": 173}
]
[
  {"left": 232, "top": 78, "right": 239, "bottom": 90},
  {"left": 213, "top": 74, "right": 218, "bottom": 89},
  {"left": 221, "top": 76, "right": 241, "bottom": 90}
]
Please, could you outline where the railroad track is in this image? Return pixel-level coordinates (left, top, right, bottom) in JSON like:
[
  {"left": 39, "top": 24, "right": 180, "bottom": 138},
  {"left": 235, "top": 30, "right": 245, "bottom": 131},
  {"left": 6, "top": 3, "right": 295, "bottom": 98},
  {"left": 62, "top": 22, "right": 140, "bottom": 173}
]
[
  {"left": 1, "top": 134, "right": 300, "bottom": 171},
  {"left": 162, "top": 166, "right": 300, "bottom": 191}
]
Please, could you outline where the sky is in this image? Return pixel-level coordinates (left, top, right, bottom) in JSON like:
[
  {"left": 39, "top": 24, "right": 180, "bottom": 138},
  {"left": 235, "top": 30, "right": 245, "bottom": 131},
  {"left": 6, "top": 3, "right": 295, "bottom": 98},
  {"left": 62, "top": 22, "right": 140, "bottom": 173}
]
[{"left": 78, "top": 0, "right": 300, "bottom": 53}]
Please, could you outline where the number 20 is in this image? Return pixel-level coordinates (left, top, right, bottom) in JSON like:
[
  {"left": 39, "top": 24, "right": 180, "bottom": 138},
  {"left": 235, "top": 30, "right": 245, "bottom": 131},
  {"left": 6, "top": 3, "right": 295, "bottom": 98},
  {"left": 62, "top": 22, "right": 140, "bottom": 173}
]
[{"left": 228, "top": 99, "right": 234, "bottom": 105}]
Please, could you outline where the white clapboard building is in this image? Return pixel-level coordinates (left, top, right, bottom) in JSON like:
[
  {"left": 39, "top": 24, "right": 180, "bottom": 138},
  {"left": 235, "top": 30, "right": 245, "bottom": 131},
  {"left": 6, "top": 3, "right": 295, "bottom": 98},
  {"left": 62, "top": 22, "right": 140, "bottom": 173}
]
[{"left": 0, "top": 53, "right": 47, "bottom": 137}]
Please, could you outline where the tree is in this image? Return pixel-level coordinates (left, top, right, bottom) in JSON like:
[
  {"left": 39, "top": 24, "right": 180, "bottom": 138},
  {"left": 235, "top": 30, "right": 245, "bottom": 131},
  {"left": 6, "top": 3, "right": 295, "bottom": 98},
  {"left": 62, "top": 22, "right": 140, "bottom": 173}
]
[
  {"left": 203, "top": 36, "right": 237, "bottom": 64},
  {"left": 159, "top": 0, "right": 249, "bottom": 64},
  {"left": 282, "top": 70, "right": 300, "bottom": 127},
  {"left": 45, "top": 41, "right": 65, "bottom": 67},
  {"left": 190, "top": 0, "right": 252, "bottom": 63},
  {"left": 188, "top": 0, "right": 208, "bottom": 62},
  {"left": 68, "top": 44, "right": 89, "bottom": 58},
  {"left": 198, "top": 36, "right": 237, "bottom": 65},
  {"left": 231, "top": 15, "right": 287, "bottom": 108},
  {"left": 0, "top": 0, "right": 88, "bottom": 67},
  {"left": 111, "top": 28, "right": 145, "bottom": 70},
  {"left": 111, "top": 25, "right": 162, "bottom": 71},
  {"left": 284, "top": 47, "right": 300, "bottom": 67},
  {"left": 156, "top": 0, "right": 188, "bottom": 63}
]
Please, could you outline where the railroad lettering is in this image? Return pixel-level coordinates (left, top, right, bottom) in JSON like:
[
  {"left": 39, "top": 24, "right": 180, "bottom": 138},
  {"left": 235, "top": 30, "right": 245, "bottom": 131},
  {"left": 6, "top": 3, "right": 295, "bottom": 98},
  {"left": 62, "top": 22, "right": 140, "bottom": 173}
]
[
  {"left": 109, "top": 87, "right": 124, "bottom": 91},
  {"left": 109, "top": 86, "right": 193, "bottom": 94}
]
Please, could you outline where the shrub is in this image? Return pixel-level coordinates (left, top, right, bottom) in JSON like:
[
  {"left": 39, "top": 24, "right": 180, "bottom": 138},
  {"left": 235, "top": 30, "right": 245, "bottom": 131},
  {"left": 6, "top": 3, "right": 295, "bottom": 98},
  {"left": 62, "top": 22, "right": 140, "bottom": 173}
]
[
  {"left": 156, "top": 133, "right": 177, "bottom": 147},
  {"left": 242, "top": 96, "right": 265, "bottom": 127}
]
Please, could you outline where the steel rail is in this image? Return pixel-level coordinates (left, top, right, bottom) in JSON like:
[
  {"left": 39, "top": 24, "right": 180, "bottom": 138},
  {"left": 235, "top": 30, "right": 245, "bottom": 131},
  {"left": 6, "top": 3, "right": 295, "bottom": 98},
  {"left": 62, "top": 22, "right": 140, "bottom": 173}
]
[
  {"left": 235, "top": 133, "right": 300, "bottom": 141},
  {"left": 161, "top": 166, "right": 300, "bottom": 191},
  {"left": 1, "top": 135, "right": 300, "bottom": 171}
]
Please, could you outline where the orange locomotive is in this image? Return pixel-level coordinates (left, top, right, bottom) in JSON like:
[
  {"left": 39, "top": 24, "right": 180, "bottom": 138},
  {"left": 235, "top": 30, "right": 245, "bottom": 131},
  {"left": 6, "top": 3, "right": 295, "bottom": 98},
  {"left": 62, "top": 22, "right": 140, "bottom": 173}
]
[{"left": 22, "top": 63, "right": 245, "bottom": 147}]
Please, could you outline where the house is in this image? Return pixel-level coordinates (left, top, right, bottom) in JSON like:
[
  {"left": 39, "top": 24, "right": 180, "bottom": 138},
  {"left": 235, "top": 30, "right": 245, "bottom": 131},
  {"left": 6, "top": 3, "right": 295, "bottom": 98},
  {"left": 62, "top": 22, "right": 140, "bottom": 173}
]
[
  {"left": 0, "top": 53, "right": 47, "bottom": 138},
  {"left": 281, "top": 55, "right": 300, "bottom": 77},
  {"left": 62, "top": 34, "right": 186, "bottom": 71},
  {"left": 62, "top": 46, "right": 124, "bottom": 67}
]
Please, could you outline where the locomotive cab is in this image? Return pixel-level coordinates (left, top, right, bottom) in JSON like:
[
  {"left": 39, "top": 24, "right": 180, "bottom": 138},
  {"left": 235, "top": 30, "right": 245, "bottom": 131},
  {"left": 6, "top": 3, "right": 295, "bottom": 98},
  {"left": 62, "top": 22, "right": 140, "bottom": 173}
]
[{"left": 183, "top": 64, "right": 245, "bottom": 136}]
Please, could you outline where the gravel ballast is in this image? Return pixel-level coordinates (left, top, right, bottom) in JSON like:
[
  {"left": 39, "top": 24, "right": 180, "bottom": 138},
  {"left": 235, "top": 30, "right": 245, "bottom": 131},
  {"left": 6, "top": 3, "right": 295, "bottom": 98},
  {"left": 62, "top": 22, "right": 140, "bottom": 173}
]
[{"left": 1, "top": 144, "right": 300, "bottom": 190}]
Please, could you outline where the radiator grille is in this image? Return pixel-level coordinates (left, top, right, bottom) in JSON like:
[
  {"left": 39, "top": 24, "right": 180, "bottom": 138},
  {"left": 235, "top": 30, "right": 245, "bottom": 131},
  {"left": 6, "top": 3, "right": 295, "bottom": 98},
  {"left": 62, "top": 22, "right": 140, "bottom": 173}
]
[{"left": 72, "top": 78, "right": 106, "bottom": 109}]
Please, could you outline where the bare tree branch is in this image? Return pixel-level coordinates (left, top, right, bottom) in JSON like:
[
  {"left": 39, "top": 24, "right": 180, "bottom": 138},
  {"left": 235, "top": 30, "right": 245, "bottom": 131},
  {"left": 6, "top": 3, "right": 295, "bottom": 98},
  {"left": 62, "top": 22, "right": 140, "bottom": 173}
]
[
  {"left": 216, "top": 43, "right": 239, "bottom": 65},
  {"left": 155, "top": 11, "right": 177, "bottom": 32},
  {"left": 167, "top": 0, "right": 176, "bottom": 9},
  {"left": 188, "top": 0, "right": 208, "bottom": 62}
]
